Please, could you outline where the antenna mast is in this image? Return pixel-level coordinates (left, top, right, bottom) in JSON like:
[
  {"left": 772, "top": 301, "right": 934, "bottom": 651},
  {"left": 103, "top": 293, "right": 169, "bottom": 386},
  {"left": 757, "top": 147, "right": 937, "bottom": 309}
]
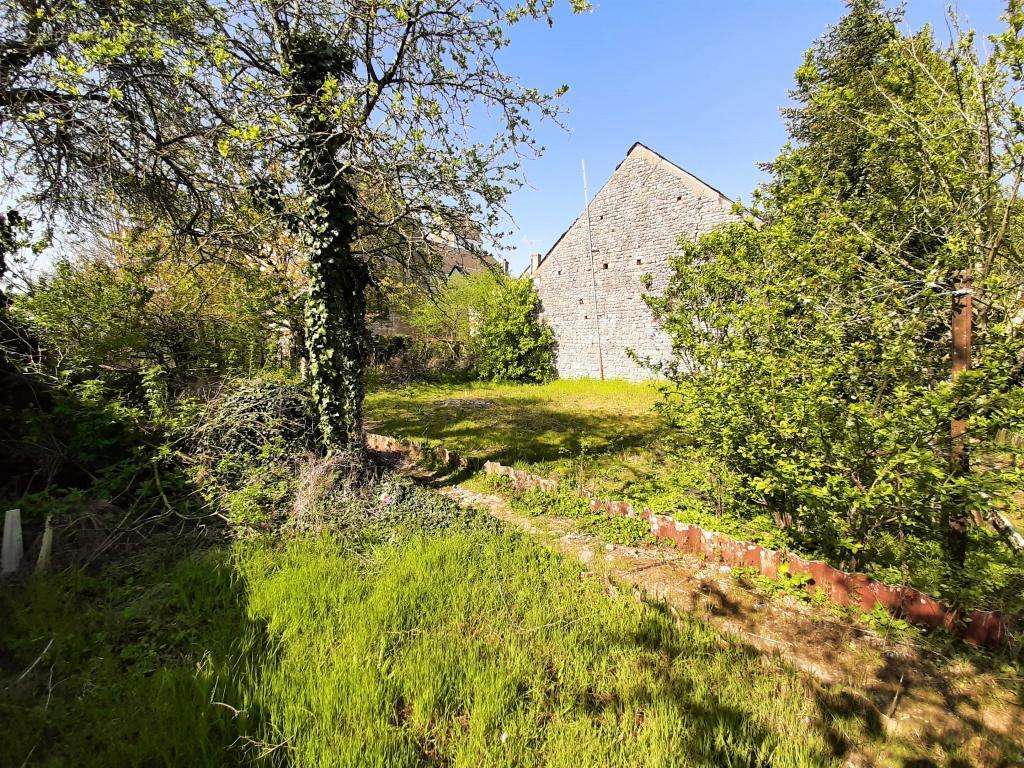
[{"left": 582, "top": 159, "right": 605, "bottom": 380}]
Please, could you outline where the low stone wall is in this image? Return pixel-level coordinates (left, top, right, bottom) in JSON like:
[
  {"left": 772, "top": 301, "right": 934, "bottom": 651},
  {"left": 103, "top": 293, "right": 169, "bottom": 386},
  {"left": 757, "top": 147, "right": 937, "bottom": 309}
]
[
  {"left": 481, "top": 461, "right": 557, "bottom": 492},
  {"left": 366, "top": 433, "right": 474, "bottom": 472},
  {"left": 373, "top": 431, "right": 1012, "bottom": 648},
  {"left": 589, "top": 500, "right": 1006, "bottom": 648}
]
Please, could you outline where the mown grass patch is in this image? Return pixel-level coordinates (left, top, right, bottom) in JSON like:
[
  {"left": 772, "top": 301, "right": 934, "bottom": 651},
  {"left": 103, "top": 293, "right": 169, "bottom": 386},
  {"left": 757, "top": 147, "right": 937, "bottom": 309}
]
[
  {"left": 364, "top": 379, "right": 731, "bottom": 532},
  {"left": 365, "top": 378, "right": 662, "bottom": 465}
]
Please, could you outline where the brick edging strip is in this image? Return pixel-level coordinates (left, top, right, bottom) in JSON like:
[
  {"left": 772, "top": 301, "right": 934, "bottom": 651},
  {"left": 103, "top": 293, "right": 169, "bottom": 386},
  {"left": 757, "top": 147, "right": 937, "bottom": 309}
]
[
  {"left": 591, "top": 499, "right": 1007, "bottom": 648},
  {"left": 368, "top": 432, "right": 1011, "bottom": 648}
]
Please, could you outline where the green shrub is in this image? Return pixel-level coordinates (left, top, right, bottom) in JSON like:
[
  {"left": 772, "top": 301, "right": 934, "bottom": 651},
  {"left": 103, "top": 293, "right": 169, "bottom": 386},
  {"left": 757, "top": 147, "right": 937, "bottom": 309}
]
[
  {"left": 733, "top": 563, "right": 814, "bottom": 604},
  {"left": 473, "top": 276, "right": 556, "bottom": 383},
  {"left": 20, "top": 378, "right": 147, "bottom": 477},
  {"left": 178, "top": 373, "right": 494, "bottom": 540},
  {"left": 13, "top": 244, "right": 292, "bottom": 396},
  {"left": 223, "top": 478, "right": 290, "bottom": 527},
  {"left": 367, "top": 335, "right": 475, "bottom": 384},
  {"left": 186, "top": 374, "right": 316, "bottom": 477},
  {"left": 406, "top": 272, "right": 556, "bottom": 383},
  {"left": 647, "top": 3, "right": 1024, "bottom": 607},
  {"left": 576, "top": 512, "right": 652, "bottom": 547}
]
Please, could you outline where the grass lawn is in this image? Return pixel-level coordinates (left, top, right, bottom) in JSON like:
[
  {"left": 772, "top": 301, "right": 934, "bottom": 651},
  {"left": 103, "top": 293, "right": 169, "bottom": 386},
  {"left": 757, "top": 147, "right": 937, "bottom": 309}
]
[
  {"left": 1, "top": 522, "right": 869, "bottom": 767},
  {"left": 365, "top": 378, "right": 663, "bottom": 466},
  {"left": 365, "top": 378, "right": 708, "bottom": 519}
]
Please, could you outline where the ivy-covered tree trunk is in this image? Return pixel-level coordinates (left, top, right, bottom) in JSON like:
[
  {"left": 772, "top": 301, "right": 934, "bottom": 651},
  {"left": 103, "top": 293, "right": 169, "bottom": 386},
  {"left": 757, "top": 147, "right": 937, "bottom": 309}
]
[
  {"left": 298, "top": 154, "right": 368, "bottom": 455},
  {"left": 290, "top": 37, "right": 368, "bottom": 455}
]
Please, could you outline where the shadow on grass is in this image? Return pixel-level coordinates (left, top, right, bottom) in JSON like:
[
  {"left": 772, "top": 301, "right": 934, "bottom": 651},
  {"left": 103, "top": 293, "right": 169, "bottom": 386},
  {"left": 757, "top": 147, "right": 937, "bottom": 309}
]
[
  {"left": 368, "top": 392, "right": 664, "bottom": 465},
  {"left": 0, "top": 538, "right": 285, "bottom": 768},
  {"left": 855, "top": 651, "right": 1024, "bottom": 767},
  {"left": 602, "top": 604, "right": 858, "bottom": 766}
]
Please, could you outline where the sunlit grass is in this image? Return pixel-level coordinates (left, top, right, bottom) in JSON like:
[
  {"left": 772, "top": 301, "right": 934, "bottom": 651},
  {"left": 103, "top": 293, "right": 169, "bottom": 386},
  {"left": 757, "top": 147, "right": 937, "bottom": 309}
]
[
  {"left": 236, "top": 529, "right": 850, "bottom": 767},
  {"left": 365, "top": 378, "right": 662, "bottom": 465},
  {"left": 3, "top": 524, "right": 866, "bottom": 767}
]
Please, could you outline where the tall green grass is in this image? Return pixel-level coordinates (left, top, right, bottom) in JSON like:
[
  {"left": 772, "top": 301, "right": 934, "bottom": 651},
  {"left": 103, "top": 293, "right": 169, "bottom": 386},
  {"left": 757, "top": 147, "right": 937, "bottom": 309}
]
[
  {"left": 4, "top": 526, "right": 860, "bottom": 767},
  {"left": 235, "top": 530, "right": 846, "bottom": 767},
  {"left": 0, "top": 542, "right": 262, "bottom": 767}
]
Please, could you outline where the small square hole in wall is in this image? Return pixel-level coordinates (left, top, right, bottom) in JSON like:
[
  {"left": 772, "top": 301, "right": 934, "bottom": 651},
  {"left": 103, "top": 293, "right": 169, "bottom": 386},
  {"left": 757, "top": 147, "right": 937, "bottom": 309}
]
[
  {"left": 602, "top": 263, "right": 608, "bottom": 269},
  {"left": 676, "top": 195, "right": 683, "bottom": 201},
  {"left": 557, "top": 269, "right": 562, "bottom": 275},
  {"left": 578, "top": 298, "right": 584, "bottom": 305},
  {"left": 636, "top": 258, "right": 643, "bottom": 265},
  {"left": 584, "top": 314, "right": 588, "bottom": 319}
]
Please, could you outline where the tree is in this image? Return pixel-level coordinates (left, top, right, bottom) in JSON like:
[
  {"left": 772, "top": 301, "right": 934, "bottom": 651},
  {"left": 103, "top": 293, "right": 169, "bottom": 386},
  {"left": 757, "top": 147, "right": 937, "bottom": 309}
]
[
  {"left": 0, "top": 0, "right": 226, "bottom": 228},
  {"left": 13, "top": 228, "right": 295, "bottom": 394},
  {"left": 410, "top": 269, "right": 503, "bottom": 345},
  {"left": 1, "top": 0, "right": 586, "bottom": 453},
  {"left": 649, "top": 0, "right": 1024, "bottom": 592},
  {"left": 410, "top": 270, "right": 555, "bottom": 381}
]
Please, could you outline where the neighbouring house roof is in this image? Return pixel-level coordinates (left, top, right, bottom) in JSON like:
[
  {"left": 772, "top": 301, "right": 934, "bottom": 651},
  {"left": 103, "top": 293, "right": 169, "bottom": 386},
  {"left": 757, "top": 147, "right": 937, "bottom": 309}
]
[
  {"left": 533, "top": 142, "right": 734, "bottom": 275},
  {"left": 437, "top": 241, "right": 499, "bottom": 277}
]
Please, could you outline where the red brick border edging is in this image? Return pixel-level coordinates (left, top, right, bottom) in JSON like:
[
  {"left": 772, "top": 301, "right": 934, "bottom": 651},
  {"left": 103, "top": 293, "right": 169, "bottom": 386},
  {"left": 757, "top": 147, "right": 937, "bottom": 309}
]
[
  {"left": 589, "top": 499, "right": 1006, "bottom": 648},
  {"left": 478, "top": 452, "right": 1011, "bottom": 648}
]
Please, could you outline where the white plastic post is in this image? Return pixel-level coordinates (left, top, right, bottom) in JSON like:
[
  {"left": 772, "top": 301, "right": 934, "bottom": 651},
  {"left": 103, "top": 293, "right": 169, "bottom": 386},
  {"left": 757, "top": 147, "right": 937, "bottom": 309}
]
[
  {"left": 36, "top": 516, "right": 53, "bottom": 573},
  {"left": 2, "top": 509, "right": 23, "bottom": 575}
]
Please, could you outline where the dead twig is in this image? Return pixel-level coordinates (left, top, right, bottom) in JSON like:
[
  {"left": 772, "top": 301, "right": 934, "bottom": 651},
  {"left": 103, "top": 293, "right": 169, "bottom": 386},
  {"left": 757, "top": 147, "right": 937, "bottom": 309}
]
[
  {"left": 886, "top": 672, "right": 906, "bottom": 719},
  {"left": 14, "top": 637, "right": 53, "bottom": 684}
]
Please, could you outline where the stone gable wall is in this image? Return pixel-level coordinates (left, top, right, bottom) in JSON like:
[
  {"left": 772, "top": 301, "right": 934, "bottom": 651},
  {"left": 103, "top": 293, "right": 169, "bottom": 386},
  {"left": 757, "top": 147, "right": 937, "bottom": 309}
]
[{"left": 532, "top": 145, "right": 734, "bottom": 380}]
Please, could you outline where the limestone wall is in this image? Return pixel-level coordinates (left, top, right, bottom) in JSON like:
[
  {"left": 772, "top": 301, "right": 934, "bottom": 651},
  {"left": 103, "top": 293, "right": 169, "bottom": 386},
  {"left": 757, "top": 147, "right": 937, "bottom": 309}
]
[{"left": 532, "top": 143, "right": 735, "bottom": 380}]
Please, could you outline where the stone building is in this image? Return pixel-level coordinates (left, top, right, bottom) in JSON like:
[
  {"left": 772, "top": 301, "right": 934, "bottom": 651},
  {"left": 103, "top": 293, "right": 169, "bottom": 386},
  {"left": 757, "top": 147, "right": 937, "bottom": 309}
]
[{"left": 530, "top": 142, "right": 735, "bottom": 380}]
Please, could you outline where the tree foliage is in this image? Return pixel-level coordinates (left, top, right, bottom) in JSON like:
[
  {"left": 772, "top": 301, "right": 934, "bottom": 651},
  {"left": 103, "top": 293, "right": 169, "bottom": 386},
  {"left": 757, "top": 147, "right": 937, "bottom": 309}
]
[
  {"left": 410, "top": 269, "right": 503, "bottom": 343},
  {"left": 650, "top": 0, "right": 1024, "bottom": 596},
  {"left": 473, "top": 275, "right": 555, "bottom": 383},
  {"left": 1, "top": 0, "right": 587, "bottom": 453},
  {"left": 0, "top": 0, "right": 227, "bottom": 228},
  {"left": 13, "top": 230, "right": 296, "bottom": 395}
]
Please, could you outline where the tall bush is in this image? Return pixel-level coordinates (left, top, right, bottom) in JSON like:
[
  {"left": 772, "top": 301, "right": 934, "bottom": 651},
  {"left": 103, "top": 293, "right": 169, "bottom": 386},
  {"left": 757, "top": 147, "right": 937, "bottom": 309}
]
[
  {"left": 14, "top": 237, "right": 292, "bottom": 396},
  {"left": 649, "top": 1, "right": 1024, "bottom": 601},
  {"left": 473, "top": 276, "right": 556, "bottom": 384},
  {"left": 408, "top": 272, "right": 556, "bottom": 383}
]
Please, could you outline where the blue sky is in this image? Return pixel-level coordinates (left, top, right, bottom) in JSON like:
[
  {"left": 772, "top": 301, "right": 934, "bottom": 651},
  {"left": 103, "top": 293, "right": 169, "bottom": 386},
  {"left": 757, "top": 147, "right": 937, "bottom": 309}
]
[{"left": 495, "top": 0, "right": 1008, "bottom": 273}]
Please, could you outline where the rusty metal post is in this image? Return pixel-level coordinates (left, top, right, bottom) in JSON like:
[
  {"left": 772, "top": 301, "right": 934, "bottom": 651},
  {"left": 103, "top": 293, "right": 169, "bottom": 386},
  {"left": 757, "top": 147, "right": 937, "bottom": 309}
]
[
  {"left": 948, "top": 269, "right": 972, "bottom": 565},
  {"left": 951, "top": 270, "right": 972, "bottom": 457}
]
